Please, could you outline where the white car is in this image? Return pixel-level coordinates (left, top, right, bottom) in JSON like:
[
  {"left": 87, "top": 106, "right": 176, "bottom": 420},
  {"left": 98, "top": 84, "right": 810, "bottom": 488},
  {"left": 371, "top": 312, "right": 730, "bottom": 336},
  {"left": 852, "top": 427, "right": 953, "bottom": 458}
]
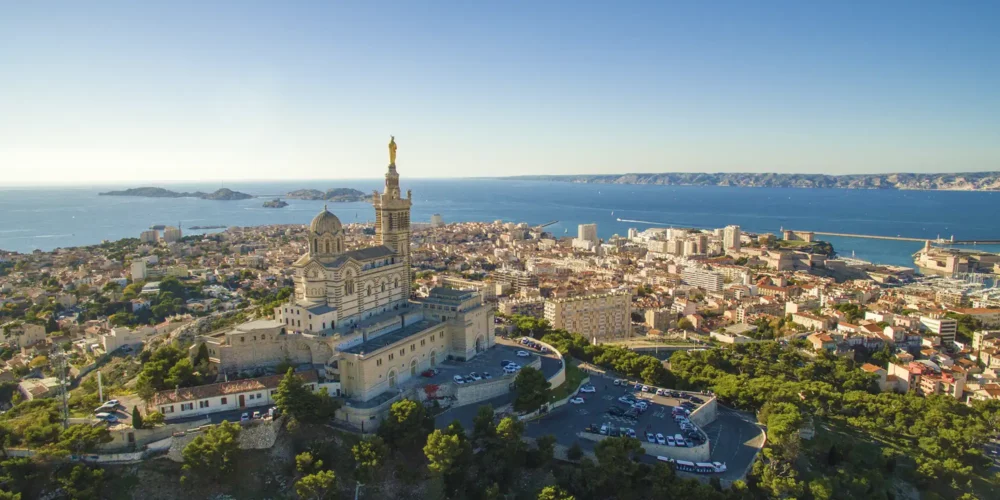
[
  {"left": 655, "top": 433, "right": 666, "bottom": 445},
  {"left": 453, "top": 374, "right": 466, "bottom": 384},
  {"left": 516, "top": 350, "right": 530, "bottom": 357},
  {"left": 470, "top": 372, "right": 482, "bottom": 381},
  {"left": 656, "top": 389, "right": 666, "bottom": 396},
  {"left": 569, "top": 397, "right": 585, "bottom": 404},
  {"left": 579, "top": 385, "right": 596, "bottom": 393}
]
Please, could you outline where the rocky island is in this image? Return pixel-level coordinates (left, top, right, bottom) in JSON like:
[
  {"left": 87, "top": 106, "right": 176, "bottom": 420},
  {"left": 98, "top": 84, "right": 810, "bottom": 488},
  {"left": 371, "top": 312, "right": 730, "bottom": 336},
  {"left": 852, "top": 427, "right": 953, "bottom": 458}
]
[
  {"left": 99, "top": 187, "right": 254, "bottom": 200},
  {"left": 262, "top": 198, "right": 288, "bottom": 208},
  {"left": 285, "top": 188, "right": 371, "bottom": 202},
  {"left": 507, "top": 171, "right": 1000, "bottom": 191}
]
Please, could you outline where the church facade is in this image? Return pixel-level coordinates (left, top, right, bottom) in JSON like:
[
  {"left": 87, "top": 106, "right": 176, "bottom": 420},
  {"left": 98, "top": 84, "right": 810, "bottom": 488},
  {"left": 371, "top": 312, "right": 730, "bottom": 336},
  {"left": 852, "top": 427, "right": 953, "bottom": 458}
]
[{"left": 197, "top": 139, "right": 494, "bottom": 403}]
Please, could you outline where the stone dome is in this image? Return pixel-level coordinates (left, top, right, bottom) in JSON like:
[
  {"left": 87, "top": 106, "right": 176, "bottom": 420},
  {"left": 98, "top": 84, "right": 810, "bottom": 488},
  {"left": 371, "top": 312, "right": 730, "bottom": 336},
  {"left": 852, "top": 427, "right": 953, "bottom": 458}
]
[{"left": 309, "top": 207, "right": 342, "bottom": 234}]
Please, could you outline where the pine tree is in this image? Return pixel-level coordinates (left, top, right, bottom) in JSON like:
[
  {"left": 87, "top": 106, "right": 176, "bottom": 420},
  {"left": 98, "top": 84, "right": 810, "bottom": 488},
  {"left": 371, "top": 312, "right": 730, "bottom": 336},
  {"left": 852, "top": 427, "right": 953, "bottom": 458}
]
[{"left": 131, "top": 406, "right": 143, "bottom": 430}]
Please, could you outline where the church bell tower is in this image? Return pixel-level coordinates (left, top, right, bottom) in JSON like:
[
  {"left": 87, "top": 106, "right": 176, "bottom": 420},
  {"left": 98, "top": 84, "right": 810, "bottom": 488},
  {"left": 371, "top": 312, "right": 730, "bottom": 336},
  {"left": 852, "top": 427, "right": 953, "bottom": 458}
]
[{"left": 374, "top": 136, "right": 412, "bottom": 282}]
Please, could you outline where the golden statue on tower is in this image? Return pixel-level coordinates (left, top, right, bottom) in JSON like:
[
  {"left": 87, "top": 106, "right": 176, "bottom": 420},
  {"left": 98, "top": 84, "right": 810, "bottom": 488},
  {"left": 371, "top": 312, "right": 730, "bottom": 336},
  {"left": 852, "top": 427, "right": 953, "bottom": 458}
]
[{"left": 388, "top": 136, "right": 397, "bottom": 165}]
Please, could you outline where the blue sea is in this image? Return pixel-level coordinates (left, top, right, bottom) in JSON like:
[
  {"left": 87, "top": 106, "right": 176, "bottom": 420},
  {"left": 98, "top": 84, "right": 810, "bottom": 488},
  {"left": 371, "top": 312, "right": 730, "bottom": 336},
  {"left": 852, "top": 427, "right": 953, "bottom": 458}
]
[{"left": 1, "top": 179, "right": 999, "bottom": 268}]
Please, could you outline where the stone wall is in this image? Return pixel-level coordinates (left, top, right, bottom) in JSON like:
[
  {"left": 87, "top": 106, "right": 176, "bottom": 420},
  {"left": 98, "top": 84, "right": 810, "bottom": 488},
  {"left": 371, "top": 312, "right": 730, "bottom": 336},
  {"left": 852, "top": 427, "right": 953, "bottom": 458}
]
[
  {"left": 455, "top": 377, "right": 515, "bottom": 406},
  {"left": 688, "top": 395, "right": 718, "bottom": 428},
  {"left": 166, "top": 418, "right": 281, "bottom": 462},
  {"left": 579, "top": 431, "right": 710, "bottom": 462}
]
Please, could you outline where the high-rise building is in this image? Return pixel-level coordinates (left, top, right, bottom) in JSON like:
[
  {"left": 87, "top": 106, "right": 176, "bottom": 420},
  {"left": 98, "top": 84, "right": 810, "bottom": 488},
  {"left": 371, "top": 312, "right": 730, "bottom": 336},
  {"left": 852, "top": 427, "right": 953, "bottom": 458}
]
[
  {"left": 131, "top": 259, "right": 148, "bottom": 281},
  {"left": 163, "top": 226, "right": 182, "bottom": 243},
  {"left": 577, "top": 223, "right": 598, "bottom": 244},
  {"left": 681, "top": 267, "right": 724, "bottom": 292},
  {"left": 724, "top": 225, "right": 741, "bottom": 252},
  {"left": 544, "top": 291, "right": 631, "bottom": 341},
  {"left": 140, "top": 230, "right": 159, "bottom": 243},
  {"left": 430, "top": 214, "right": 444, "bottom": 227}
]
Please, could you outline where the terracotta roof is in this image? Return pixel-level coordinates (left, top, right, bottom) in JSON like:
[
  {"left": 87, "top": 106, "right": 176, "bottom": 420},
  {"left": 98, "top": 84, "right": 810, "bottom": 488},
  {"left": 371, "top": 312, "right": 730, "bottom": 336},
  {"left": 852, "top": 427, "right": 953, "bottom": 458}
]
[
  {"left": 861, "top": 363, "right": 884, "bottom": 373},
  {"left": 152, "top": 370, "right": 318, "bottom": 406},
  {"left": 951, "top": 308, "right": 1000, "bottom": 315}
]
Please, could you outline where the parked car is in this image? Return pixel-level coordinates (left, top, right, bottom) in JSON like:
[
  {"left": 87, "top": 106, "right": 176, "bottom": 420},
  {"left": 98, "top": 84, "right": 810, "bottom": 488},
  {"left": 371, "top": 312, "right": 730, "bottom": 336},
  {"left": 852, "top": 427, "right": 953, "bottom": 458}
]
[
  {"left": 579, "top": 385, "right": 596, "bottom": 393},
  {"left": 633, "top": 383, "right": 643, "bottom": 390},
  {"left": 666, "top": 436, "right": 676, "bottom": 446},
  {"left": 613, "top": 379, "right": 622, "bottom": 386},
  {"left": 618, "top": 396, "right": 633, "bottom": 404},
  {"left": 609, "top": 427, "right": 621, "bottom": 437},
  {"left": 626, "top": 428, "right": 636, "bottom": 438},
  {"left": 252, "top": 411, "right": 262, "bottom": 420},
  {"left": 500, "top": 360, "right": 513, "bottom": 367},
  {"left": 95, "top": 412, "right": 117, "bottom": 423},
  {"left": 454, "top": 375, "right": 466, "bottom": 384},
  {"left": 656, "top": 433, "right": 666, "bottom": 445},
  {"left": 570, "top": 397, "right": 585, "bottom": 404},
  {"left": 608, "top": 406, "right": 625, "bottom": 416},
  {"left": 599, "top": 423, "right": 609, "bottom": 435},
  {"left": 470, "top": 372, "right": 483, "bottom": 381},
  {"left": 646, "top": 431, "right": 656, "bottom": 443},
  {"left": 656, "top": 389, "right": 666, "bottom": 396},
  {"left": 268, "top": 406, "right": 280, "bottom": 419},
  {"left": 516, "top": 350, "right": 530, "bottom": 357},
  {"left": 482, "top": 371, "right": 492, "bottom": 380},
  {"left": 641, "top": 385, "right": 651, "bottom": 392},
  {"left": 690, "top": 397, "right": 704, "bottom": 404},
  {"left": 669, "top": 391, "right": 681, "bottom": 398},
  {"left": 106, "top": 399, "right": 120, "bottom": 407},
  {"left": 624, "top": 408, "right": 640, "bottom": 419},
  {"left": 421, "top": 369, "right": 439, "bottom": 377},
  {"left": 520, "top": 338, "right": 530, "bottom": 345},
  {"left": 240, "top": 412, "right": 250, "bottom": 423}
]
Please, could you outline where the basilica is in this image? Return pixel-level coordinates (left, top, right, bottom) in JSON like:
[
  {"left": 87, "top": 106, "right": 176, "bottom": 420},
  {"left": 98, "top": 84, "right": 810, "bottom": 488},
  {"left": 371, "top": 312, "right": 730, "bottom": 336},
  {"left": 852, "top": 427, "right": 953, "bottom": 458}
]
[{"left": 196, "top": 138, "right": 494, "bottom": 404}]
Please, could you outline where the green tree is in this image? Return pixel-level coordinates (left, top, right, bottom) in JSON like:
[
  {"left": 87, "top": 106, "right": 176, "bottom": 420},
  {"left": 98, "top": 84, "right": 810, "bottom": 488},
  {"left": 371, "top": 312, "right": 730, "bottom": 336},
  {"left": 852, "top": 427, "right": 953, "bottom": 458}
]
[
  {"left": 131, "top": 406, "right": 143, "bottom": 430},
  {"left": 144, "top": 411, "right": 165, "bottom": 427},
  {"left": 181, "top": 420, "right": 241, "bottom": 482},
  {"left": 513, "top": 367, "right": 550, "bottom": 413},
  {"left": 296, "top": 451, "right": 322, "bottom": 474},
  {"left": 537, "top": 485, "right": 575, "bottom": 500},
  {"left": 47, "top": 424, "right": 112, "bottom": 457},
  {"left": 472, "top": 404, "right": 496, "bottom": 447},
  {"left": 377, "top": 399, "right": 433, "bottom": 453},
  {"left": 532, "top": 434, "right": 557, "bottom": 467},
  {"left": 566, "top": 441, "right": 584, "bottom": 461},
  {"left": 295, "top": 470, "right": 336, "bottom": 500},
  {"left": 352, "top": 436, "right": 388, "bottom": 485},
  {"left": 677, "top": 318, "right": 693, "bottom": 331},
  {"left": 424, "top": 429, "right": 463, "bottom": 475},
  {"left": 274, "top": 369, "right": 340, "bottom": 425},
  {"left": 58, "top": 465, "right": 105, "bottom": 500}
]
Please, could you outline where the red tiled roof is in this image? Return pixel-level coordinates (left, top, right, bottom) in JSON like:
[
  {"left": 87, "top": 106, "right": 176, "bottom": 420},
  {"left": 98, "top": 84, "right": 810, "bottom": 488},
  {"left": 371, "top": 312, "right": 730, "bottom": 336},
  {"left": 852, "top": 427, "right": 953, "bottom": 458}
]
[{"left": 861, "top": 363, "right": 884, "bottom": 373}]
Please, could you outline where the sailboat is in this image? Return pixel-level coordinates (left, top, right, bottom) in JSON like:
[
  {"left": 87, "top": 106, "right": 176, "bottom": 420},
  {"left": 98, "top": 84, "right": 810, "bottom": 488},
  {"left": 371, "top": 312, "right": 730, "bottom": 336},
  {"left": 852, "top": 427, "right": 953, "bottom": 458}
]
[{"left": 611, "top": 210, "right": 614, "bottom": 215}]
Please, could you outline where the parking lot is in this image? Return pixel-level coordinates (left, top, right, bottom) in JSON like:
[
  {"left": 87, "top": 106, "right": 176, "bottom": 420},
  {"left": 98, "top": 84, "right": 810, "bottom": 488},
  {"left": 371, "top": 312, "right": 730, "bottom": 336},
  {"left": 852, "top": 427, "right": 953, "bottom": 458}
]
[
  {"left": 526, "top": 371, "right": 709, "bottom": 452},
  {"left": 415, "top": 341, "right": 561, "bottom": 390}
]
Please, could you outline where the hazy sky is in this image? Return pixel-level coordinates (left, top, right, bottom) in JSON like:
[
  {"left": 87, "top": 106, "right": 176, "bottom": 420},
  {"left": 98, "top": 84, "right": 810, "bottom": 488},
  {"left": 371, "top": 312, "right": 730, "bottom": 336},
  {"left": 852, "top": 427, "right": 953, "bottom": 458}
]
[{"left": 2, "top": 1, "right": 998, "bottom": 184}]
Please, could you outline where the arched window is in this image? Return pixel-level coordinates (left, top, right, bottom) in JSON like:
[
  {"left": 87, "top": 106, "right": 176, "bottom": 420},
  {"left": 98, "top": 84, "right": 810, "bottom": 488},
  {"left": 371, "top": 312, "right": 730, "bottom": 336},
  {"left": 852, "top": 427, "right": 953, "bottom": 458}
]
[
  {"left": 325, "top": 240, "right": 330, "bottom": 253},
  {"left": 312, "top": 239, "right": 318, "bottom": 253},
  {"left": 394, "top": 278, "right": 399, "bottom": 289},
  {"left": 381, "top": 282, "right": 386, "bottom": 292},
  {"left": 410, "top": 358, "right": 418, "bottom": 377},
  {"left": 345, "top": 279, "right": 354, "bottom": 295},
  {"left": 387, "top": 370, "right": 397, "bottom": 389},
  {"left": 430, "top": 350, "right": 437, "bottom": 366},
  {"left": 367, "top": 285, "right": 372, "bottom": 296}
]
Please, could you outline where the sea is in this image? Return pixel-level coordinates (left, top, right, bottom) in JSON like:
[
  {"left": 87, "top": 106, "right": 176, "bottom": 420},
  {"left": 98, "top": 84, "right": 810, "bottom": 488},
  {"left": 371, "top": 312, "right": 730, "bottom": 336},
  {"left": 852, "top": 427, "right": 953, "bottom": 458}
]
[{"left": 2, "top": 179, "right": 999, "bottom": 269}]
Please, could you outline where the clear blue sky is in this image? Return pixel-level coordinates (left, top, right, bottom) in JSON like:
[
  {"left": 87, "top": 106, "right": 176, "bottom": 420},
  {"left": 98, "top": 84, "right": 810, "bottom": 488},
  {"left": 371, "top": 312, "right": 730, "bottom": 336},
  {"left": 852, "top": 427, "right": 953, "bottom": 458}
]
[{"left": 1, "top": 1, "right": 998, "bottom": 184}]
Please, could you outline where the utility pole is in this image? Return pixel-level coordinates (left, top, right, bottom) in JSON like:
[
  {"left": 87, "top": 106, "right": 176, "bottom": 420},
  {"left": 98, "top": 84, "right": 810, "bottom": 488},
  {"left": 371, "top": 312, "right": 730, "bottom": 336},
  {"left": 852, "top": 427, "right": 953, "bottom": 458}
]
[
  {"left": 53, "top": 346, "right": 70, "bottom": 429},
  {"left": 354, "top": 481, "right": 364, "bottom": 500}
]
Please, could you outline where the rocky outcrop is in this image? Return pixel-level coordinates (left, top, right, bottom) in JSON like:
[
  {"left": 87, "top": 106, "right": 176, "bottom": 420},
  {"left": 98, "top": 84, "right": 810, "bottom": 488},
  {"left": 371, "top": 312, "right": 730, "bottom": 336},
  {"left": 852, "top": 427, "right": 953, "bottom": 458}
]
[{"left": 99, "top": 187, "right": 253, "bottom": 200}]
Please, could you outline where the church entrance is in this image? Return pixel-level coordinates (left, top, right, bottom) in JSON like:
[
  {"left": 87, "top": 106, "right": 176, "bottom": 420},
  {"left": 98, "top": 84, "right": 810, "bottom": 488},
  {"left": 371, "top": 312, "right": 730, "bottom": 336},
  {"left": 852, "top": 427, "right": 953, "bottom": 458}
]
[{"left": 475, "top": 335, "right": 485, "bottom": 353}]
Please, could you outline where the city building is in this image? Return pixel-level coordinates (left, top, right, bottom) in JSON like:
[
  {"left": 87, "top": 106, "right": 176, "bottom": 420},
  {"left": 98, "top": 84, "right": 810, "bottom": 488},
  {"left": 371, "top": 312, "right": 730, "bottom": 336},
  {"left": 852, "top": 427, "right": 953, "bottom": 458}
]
[
  {"left": 544, "top": 291, "right": 631, "bottom": 341},
  {"left": 493, "top": 268, "right": 539, "bottom": 293},
  {"left": 920, "top": 315, "right": 958, "bottom": 345},
  {"left": 153, "top": 370, "right": 329, "bottom": 421},
  {"left": 681, "top": 267, "right": 724, "bottom": 292},
  {"left": 163, "top": 226, "right": 182, "bottom": 243},
  {"left": 139, "top": 229, "right": 159, "bottom": 243},
  {"left": 723, "top": 225, "right": 741, "bottom": 253},
  {"left": 130, "top": 259, "right": 148, "bottom": 281},
  {"left": 2, "top": 321, "right": 46, "bottom": 348},
  {"left": 577, "top": 223, "right": 598, "bottom": 244},
  {"left": 430, "top": 214, "right": 444, "bottom": 228}
]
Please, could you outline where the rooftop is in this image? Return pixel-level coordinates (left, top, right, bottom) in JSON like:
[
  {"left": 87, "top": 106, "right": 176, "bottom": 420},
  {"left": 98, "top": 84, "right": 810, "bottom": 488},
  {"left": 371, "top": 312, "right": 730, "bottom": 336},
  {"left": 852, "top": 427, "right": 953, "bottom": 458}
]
[
  {"left": 153, "top": 369, "right": 318, "bottom": 406},
  {"left": 341, "top": 319, "right": 444, "bottom": 355}
]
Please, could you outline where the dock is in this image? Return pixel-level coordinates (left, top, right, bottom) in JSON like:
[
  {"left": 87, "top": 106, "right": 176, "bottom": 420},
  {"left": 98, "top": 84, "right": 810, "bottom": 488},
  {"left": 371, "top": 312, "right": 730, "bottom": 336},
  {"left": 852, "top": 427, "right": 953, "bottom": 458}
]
[
  {"left": 785, "top": 230, "right": 1000, "bottom": 246},
  {"left": 536, "top": 220, "right": 559, "bottom": 228}
]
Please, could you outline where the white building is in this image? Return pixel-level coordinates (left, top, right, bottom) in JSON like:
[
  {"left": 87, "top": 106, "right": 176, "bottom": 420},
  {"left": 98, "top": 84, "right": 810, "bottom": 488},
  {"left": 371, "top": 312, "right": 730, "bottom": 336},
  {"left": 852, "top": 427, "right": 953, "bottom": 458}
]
[
  {"left": 724, "top": 225, "right": 741, "bottom": 253},
  {"left": 681, "top": 267, "right": 724, "bottom": 292},
  {"left": 544, "top": 291, "right": 631, "bottom": 341},
  {"left": 430, "top": 214, "right": 444, "bottom": 228},
  {"left": 101, "top": 327, "right": 145, "bottom": 353},
  {"left": 920, "top": 316, "right": 958, "bottom": 345},
  {"left": 577, "top": 223, "right": 598, "bottom": 244},
  {"left": 131, "top": 259, "right": 148, "bottom": 281}
]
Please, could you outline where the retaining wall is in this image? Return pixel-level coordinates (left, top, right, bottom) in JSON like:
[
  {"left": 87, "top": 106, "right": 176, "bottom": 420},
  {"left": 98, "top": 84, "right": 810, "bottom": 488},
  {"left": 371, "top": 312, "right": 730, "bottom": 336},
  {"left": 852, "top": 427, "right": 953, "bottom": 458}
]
[
  {"left": 688, "top": 395, "right": 718, "bottom": 427},
  {"left": 533, "top": 339, "right": 566, "bottom": 389}
]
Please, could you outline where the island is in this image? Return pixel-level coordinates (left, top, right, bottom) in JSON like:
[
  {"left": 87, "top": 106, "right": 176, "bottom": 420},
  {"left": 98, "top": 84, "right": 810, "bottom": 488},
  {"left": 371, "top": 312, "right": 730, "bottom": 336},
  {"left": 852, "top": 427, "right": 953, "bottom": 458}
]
[
  {"left": 262, "top": 198, "right": 288, "bottom": 208},
  {"left": 99, "top": 187, "right": 253, "bottom": 200},
  {"left": 284, "top": 188, "right": 371, "bottom": 202},
  {"left": 505, "top": 171, "right": 1000, "bottom": 191}
]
